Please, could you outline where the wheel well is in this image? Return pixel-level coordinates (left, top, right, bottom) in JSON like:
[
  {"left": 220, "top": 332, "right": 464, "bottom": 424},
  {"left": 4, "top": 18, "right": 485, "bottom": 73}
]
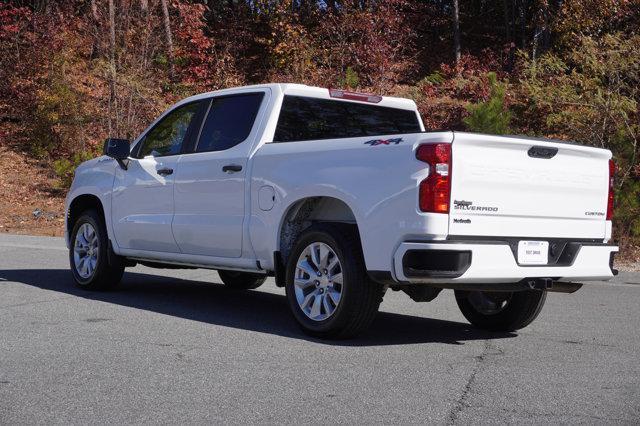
[
  {"left": 278, "top": 197, "right": 358, "bottom": 266},
  {"left": 67, "top": 194, "right": 105, "bottom": 239}
]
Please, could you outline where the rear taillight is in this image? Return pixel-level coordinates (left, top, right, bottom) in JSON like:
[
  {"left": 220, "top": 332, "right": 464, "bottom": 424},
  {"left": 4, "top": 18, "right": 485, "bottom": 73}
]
[
  {"left": 416, "top": 143, "right": 451, "bottom": 213},
  {"left": 607, "top": 159, "right": 615, "bottom": 220}
]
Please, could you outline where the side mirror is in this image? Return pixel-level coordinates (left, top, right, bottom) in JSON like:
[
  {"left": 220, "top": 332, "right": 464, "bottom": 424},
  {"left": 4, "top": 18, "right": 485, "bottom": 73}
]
[{"left": 103, "top": 138, "right": 130, "bottom": 170}]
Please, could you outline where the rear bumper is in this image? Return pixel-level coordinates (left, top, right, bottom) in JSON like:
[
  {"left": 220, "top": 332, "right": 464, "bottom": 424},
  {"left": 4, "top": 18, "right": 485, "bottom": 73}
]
[{"left": 393, "top": 241, "right": 618, "bottom": 284}]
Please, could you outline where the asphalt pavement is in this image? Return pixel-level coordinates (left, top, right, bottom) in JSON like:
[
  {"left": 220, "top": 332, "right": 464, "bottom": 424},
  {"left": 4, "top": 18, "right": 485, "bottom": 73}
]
[{"left": 1, "top": 234, "right": 639, "bottom": 424}]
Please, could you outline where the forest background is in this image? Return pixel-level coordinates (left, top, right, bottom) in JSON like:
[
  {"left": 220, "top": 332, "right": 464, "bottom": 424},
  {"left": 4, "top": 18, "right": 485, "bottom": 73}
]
[{"left": 0, "top": 0, "right": 638, "bottom": 260}]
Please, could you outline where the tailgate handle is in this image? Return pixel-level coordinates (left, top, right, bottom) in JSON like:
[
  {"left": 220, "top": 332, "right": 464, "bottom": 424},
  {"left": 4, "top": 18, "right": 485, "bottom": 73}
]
[{"left": 528, "top": 146, "right": 558, "bottom": 159}]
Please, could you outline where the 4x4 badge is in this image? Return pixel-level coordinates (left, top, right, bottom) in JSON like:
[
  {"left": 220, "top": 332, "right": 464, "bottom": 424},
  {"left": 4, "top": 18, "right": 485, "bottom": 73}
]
[{"left": 364, "top": 137, "right": 403, "bottom": 146}]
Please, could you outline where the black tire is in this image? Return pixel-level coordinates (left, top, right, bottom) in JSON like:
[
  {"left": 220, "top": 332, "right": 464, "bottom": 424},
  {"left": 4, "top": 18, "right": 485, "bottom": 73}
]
[
  {"left": 285, "top": 223, "right": 384, "bottom": 339},
  {"left": 69, "top": 209, "right": 124, "bottom": 290},
  {"left": 454, "top": 289, "right": 547, "bottom": 332},
  {"left": 218, "top": 270, "right": 266, "bottom": 290}
]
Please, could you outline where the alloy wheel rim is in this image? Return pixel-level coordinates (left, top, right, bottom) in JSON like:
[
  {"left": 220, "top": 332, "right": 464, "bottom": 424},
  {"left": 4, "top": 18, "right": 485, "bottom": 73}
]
[
  {"left": 73, "top": 223, "right": 99, "bottom": 279},
  {"left": 294, "top": 242, "right": 343, "bottom": 321}
]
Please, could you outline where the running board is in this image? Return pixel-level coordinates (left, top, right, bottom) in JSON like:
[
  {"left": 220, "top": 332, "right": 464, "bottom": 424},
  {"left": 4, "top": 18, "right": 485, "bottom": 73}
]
[{"left": 125, "top": 256, "right": 267, "bottom": 274}]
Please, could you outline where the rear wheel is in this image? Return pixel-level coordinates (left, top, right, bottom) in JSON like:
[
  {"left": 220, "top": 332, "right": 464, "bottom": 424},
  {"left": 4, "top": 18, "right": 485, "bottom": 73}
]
[
  {"left": 69, "top": 209, "right": 124, "bottom": 290},
  {"left": 218, "top": 270, "right": 266, "bottom": 290},
  {"left": 285, "top": 223, "right": 383, "bottom": 339},
  {"left": 454, "top": 290, "right": 547, "bottom": 331}
]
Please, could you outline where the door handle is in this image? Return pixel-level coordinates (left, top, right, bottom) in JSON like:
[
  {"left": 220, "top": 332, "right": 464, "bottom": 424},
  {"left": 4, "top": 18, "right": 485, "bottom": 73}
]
[
  {"left": 157, "top": 167, "right": 173, "bottom": 176},
  {"left": 222, "top": 164, "right": 243, "bottom": 173}
]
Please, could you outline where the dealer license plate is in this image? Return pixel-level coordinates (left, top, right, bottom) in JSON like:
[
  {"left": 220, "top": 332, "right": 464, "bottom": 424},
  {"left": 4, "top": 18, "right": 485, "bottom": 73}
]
[{"left": 517, "top": 241, "right": 549, "bottom": 265}]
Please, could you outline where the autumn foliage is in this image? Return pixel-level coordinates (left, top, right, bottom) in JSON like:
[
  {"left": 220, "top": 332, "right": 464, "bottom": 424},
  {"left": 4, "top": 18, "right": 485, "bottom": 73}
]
[{"left": 0, "top": 0, "right": 639, "bottom": 252}]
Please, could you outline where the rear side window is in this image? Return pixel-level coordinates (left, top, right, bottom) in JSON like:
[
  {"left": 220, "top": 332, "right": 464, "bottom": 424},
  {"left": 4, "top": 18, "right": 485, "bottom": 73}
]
[
  {"left": 273, "top": 95, "right": 420, "bottom": 142},
  {"left": 196, "top": 93, "right": 264, "bottom": 152}
]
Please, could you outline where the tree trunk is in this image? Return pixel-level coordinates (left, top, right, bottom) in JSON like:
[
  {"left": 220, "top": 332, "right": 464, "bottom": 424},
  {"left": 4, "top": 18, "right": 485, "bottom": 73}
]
[
  {"left": 452, "top": 0, "right": 461, "bottom": 67},
  {"left": 503, "top": 0, "right": 511, "bottom": 43},
  {"left": 532, "top": 1, "right": 550, "bottom": 61},
  {"left": 503, "top": 0, "right": 514, "bottom": 70},
  {"left": 89, "top": 0, "right": 100, "bottom": 59},
  {"left": 108, "top": 0, "right": 118, "bottom": 136},
  {"left": 160, "top": 0, "right": 175, "bottom": 81},
  {"left": 519, "top": 0, "right": 526, "bottom": 49},
  {"left": 90, "top": 0, "right": 99, "bottom": 21},
  {"left": 542, "top": 1, "right": 552, "bottom": 51},
  {"left": 326, "top": 0, "right": 338, "bottom": 13},
  {"left": 532, "top": 27, "right": 540, "bottom": 61}
]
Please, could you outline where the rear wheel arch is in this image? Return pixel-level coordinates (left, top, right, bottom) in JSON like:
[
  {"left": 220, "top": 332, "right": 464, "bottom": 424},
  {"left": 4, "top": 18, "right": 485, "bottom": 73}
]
[{"left": 277, "top": 196, "right": 361, "bottom": 271}]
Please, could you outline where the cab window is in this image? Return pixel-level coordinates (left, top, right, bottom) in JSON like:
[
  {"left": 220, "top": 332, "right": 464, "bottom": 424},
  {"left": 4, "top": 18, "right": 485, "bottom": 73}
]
[
  {"left": 195, "top": 93, "right": 264, "bottom": 153},
  {"left": 137, "top": 102, "right": 202, "bottom": 158},
  {"left": 274, "top": 95, "right": 421, "bottom": 142}
]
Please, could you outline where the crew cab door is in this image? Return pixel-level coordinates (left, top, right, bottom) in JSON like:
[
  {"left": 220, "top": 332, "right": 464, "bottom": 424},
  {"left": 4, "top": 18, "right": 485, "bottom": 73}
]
[
  {"left": 172, "top": 91, "right": 268, "bottom": 258},
  {"left": 111, "top": 100, "right": 206, "bottom": 252}
]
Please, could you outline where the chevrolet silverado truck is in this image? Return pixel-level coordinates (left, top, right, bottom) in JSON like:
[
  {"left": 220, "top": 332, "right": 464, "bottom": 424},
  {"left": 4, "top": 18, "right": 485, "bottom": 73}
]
[{"left": 65, "top": 83, "right": 619, "bottom": 338}]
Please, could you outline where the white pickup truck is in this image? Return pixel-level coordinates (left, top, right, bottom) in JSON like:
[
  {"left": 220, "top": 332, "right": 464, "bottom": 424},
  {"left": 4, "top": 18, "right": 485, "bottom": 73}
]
[{"left": 65, "top": 83, "right": 618, "bottom": 338}]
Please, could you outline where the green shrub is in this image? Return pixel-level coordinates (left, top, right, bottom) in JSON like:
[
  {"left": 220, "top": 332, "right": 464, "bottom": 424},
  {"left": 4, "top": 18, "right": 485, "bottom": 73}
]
[
  {"left": 53, "top": 151, "right": 95, "bottom": 189},
  {"left": 518, "top": 33, "right": 640, "bottom": 250},
  {"left": 423, "top": 71, "right": 445, "bottom": 85},
  {"left": 341, "top": 66, "right": 360, "bottom": 89},
  {"left": 29, "top": 55, "right": 89, "bottom": 159},
  {"left": 463, "top": 72, "right": 511, "bottom": 135}
]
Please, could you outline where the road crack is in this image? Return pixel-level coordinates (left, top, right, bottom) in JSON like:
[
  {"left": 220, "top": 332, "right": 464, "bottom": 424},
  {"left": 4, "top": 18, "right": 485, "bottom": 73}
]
[{"left": 447, "top": 340, "right": 498, "bottom": 425}]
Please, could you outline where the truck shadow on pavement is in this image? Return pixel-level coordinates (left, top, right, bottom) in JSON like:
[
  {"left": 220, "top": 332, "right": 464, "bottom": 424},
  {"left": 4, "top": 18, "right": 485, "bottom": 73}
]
[{"left": 0, "top": 269, "right": 516, "bottom": 346}]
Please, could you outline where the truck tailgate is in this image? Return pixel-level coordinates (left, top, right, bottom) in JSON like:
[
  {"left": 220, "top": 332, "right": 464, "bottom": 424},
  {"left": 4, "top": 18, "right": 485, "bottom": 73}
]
[{"left": 449, "top": 133, "right": 611, "bottom": 240}]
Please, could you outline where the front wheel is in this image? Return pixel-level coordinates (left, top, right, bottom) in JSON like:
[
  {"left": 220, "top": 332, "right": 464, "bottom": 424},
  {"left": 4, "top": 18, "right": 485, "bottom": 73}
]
[
  {"left": 454, "top": 289, "right": 547, "bottom": 332},
  {"left": 69, "top": 209, "right": 124, "bottom": 290},
  {"left": 285, "top": 223, "right": 383, "bottom": 339}
]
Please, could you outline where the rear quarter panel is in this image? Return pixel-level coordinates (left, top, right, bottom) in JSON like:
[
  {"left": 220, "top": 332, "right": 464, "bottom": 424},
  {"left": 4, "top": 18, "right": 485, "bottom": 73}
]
[{"left": 249, "top": 132, "right": 453, "bottom": 272}]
